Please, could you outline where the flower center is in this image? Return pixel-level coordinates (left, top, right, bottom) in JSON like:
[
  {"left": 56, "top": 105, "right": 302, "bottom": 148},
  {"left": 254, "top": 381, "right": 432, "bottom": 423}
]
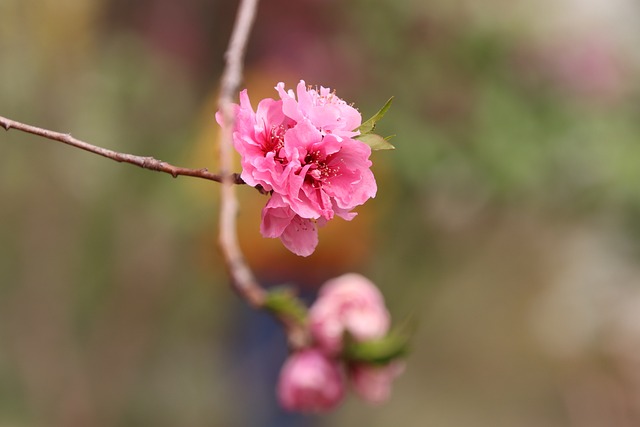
[
  {"left": 304, "top": 150, "right": 340, "bottom": 188},
  {"left": 308, "top": 86, "right": 344, "bottom": 107},
  {"left": 264, "top": 125, "right": 288, "bottom": 164}
]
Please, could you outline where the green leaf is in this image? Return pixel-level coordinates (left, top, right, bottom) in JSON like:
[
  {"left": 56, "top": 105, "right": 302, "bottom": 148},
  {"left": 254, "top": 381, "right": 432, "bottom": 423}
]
[
  {"left": 357, "top": 96, "right": 394, "bottom": 134},
  {"left": 355, "top": 133, "right": 396, "bottom": 151},
  {"left": 263, "top": 287, "right": 308, "bottom": 326},
  {"left": 343, "top": 332, "right": 409, "bottom": 365}
]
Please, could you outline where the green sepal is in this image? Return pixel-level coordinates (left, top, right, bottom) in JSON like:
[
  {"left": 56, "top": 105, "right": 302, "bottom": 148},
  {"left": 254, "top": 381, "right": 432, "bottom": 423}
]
[
  {"left": 355, "top": 133, "right": 396, "bottom": 151},
  {"left": 263, "top": 287, "right": 308, "bottom": 326},
  {"left": 357, "top": 96, "right": 394, "bottom": 135},
  {"left": 342, "top": 331, "right": 409, "bottom": 365}
]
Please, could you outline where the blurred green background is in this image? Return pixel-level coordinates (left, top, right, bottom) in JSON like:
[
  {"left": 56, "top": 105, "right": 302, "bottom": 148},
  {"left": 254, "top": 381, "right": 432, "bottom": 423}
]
[{"left": 2, "top": 0, "right": 640, "bottom": 426}]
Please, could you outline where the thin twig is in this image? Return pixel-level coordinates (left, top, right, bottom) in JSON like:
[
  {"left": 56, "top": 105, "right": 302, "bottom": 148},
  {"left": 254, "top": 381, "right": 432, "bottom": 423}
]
[
  {"left": 216, "top": 0, "right": 310, "bottom": 350},
  {"left": 0, "top": 115, "right": 245, "bottom": 185},
  {"left": 216, "top": 0, "right": 265, "bottom": 308}
]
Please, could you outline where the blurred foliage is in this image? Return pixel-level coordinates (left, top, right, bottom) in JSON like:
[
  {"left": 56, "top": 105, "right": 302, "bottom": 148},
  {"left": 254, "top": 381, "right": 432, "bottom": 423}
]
[{"left": 2, "top": 0, "right": 640, "bottom": 426}]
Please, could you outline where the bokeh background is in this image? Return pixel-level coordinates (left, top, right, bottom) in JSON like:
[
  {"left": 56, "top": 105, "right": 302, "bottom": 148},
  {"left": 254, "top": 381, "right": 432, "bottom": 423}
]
[{"left": 2, "top": 0, "right": 640, "bottom": 426}]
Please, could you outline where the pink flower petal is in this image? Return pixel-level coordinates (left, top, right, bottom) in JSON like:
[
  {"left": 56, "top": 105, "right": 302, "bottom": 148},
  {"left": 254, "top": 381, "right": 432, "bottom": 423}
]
[{"left": 279, "top": 216, "right": 319, "bottom": 257}]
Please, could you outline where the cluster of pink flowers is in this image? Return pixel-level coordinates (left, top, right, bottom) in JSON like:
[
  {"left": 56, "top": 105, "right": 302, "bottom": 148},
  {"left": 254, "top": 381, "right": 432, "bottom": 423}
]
[
  {"left": 277, "top": 274, "right": 404, "bottom": 413},
  {"left": 218, "top": 81, "right": 377, "bottom": 256}
]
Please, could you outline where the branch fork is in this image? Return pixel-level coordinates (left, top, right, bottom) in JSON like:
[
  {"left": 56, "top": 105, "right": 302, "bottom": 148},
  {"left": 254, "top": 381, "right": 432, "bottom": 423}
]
[{"left": 0, "top": 0, "right": 310, "bottom": 350}]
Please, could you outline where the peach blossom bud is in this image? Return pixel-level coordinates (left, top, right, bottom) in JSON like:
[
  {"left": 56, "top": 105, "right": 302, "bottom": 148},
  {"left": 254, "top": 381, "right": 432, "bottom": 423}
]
[
  {"left": 350, "top": 361, "right": 405, "bottom": 404},
  {"left": 309, "top": 273, "right": 390, "bottom": 355},
  {"left": 277, "top": 349, "right": 344, "bottom": 413}
]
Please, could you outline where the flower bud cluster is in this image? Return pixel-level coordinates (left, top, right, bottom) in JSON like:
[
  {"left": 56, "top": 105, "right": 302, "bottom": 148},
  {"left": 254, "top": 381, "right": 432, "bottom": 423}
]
[{"left": 277, "top": 274, "right": 404, "bottom": 413}]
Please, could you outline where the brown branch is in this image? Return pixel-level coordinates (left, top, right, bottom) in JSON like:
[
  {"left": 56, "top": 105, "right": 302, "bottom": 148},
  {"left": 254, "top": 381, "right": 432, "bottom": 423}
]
[
  {"left": 215, "top": 0, "right": 309, "bottom": 349},
  {"left": 217, "top": 0, "right": 264, "bottom": 306},
  {"left": 0, "top": 114, "right": 245, "bottom": 185}
]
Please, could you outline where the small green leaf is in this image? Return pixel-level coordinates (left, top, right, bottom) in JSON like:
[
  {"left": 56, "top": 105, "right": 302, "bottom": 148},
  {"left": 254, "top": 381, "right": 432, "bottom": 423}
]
[
  {"left": 357, "top": 96, "right": 394, "bottom": 134},
  {"left": 355, "top": 133, "right": 396, "bottom": 151},
  {"left": 263, "top": 287, "right": 308, "bottom": 326},
  {"left": 343, "top": 332, "right": 409, "bottom": 365}
]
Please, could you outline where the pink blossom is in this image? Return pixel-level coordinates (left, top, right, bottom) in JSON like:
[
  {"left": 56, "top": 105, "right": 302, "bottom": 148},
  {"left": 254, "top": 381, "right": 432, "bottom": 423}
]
[
  {"left": 309, "top": 273, "right": 390, "bottom": 355},
  {"left": 277, "top": 348, "right": 345, "bottom": 413},
  {"left": 349, "top": 361, "right": 405, "bottom": 405},
  {"left": 217, "top": 81, "right": 377, "bottom": 256}
]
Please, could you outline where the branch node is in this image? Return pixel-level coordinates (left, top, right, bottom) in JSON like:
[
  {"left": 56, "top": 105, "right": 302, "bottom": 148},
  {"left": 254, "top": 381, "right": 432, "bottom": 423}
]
[{"left": 141, "top": 157, "right": 157, "bottom": 170}]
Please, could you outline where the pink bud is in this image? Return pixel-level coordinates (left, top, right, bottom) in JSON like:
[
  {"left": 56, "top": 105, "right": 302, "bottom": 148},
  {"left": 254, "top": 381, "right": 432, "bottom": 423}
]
[
  {"left": 309, "top": 273, "right": 390, "bottom": 355},
  {"left": 277, "top": 349, "right": 345, "bottom": 413},
  {"left": 350, "top": 361, "right": 405, "bottom": 405}
]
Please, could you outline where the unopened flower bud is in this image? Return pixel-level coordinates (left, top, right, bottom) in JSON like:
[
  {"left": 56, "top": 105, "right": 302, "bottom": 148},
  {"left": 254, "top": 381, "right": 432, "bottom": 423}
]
[
  {"left": 309, "top": 273, "right": 390, "bottom": 355},
  {"left": 277, "top": 349, "right": 344, "bottom": 413},
  {"left": 350, "top": 361, "right": 405, "bottom": 405}
]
